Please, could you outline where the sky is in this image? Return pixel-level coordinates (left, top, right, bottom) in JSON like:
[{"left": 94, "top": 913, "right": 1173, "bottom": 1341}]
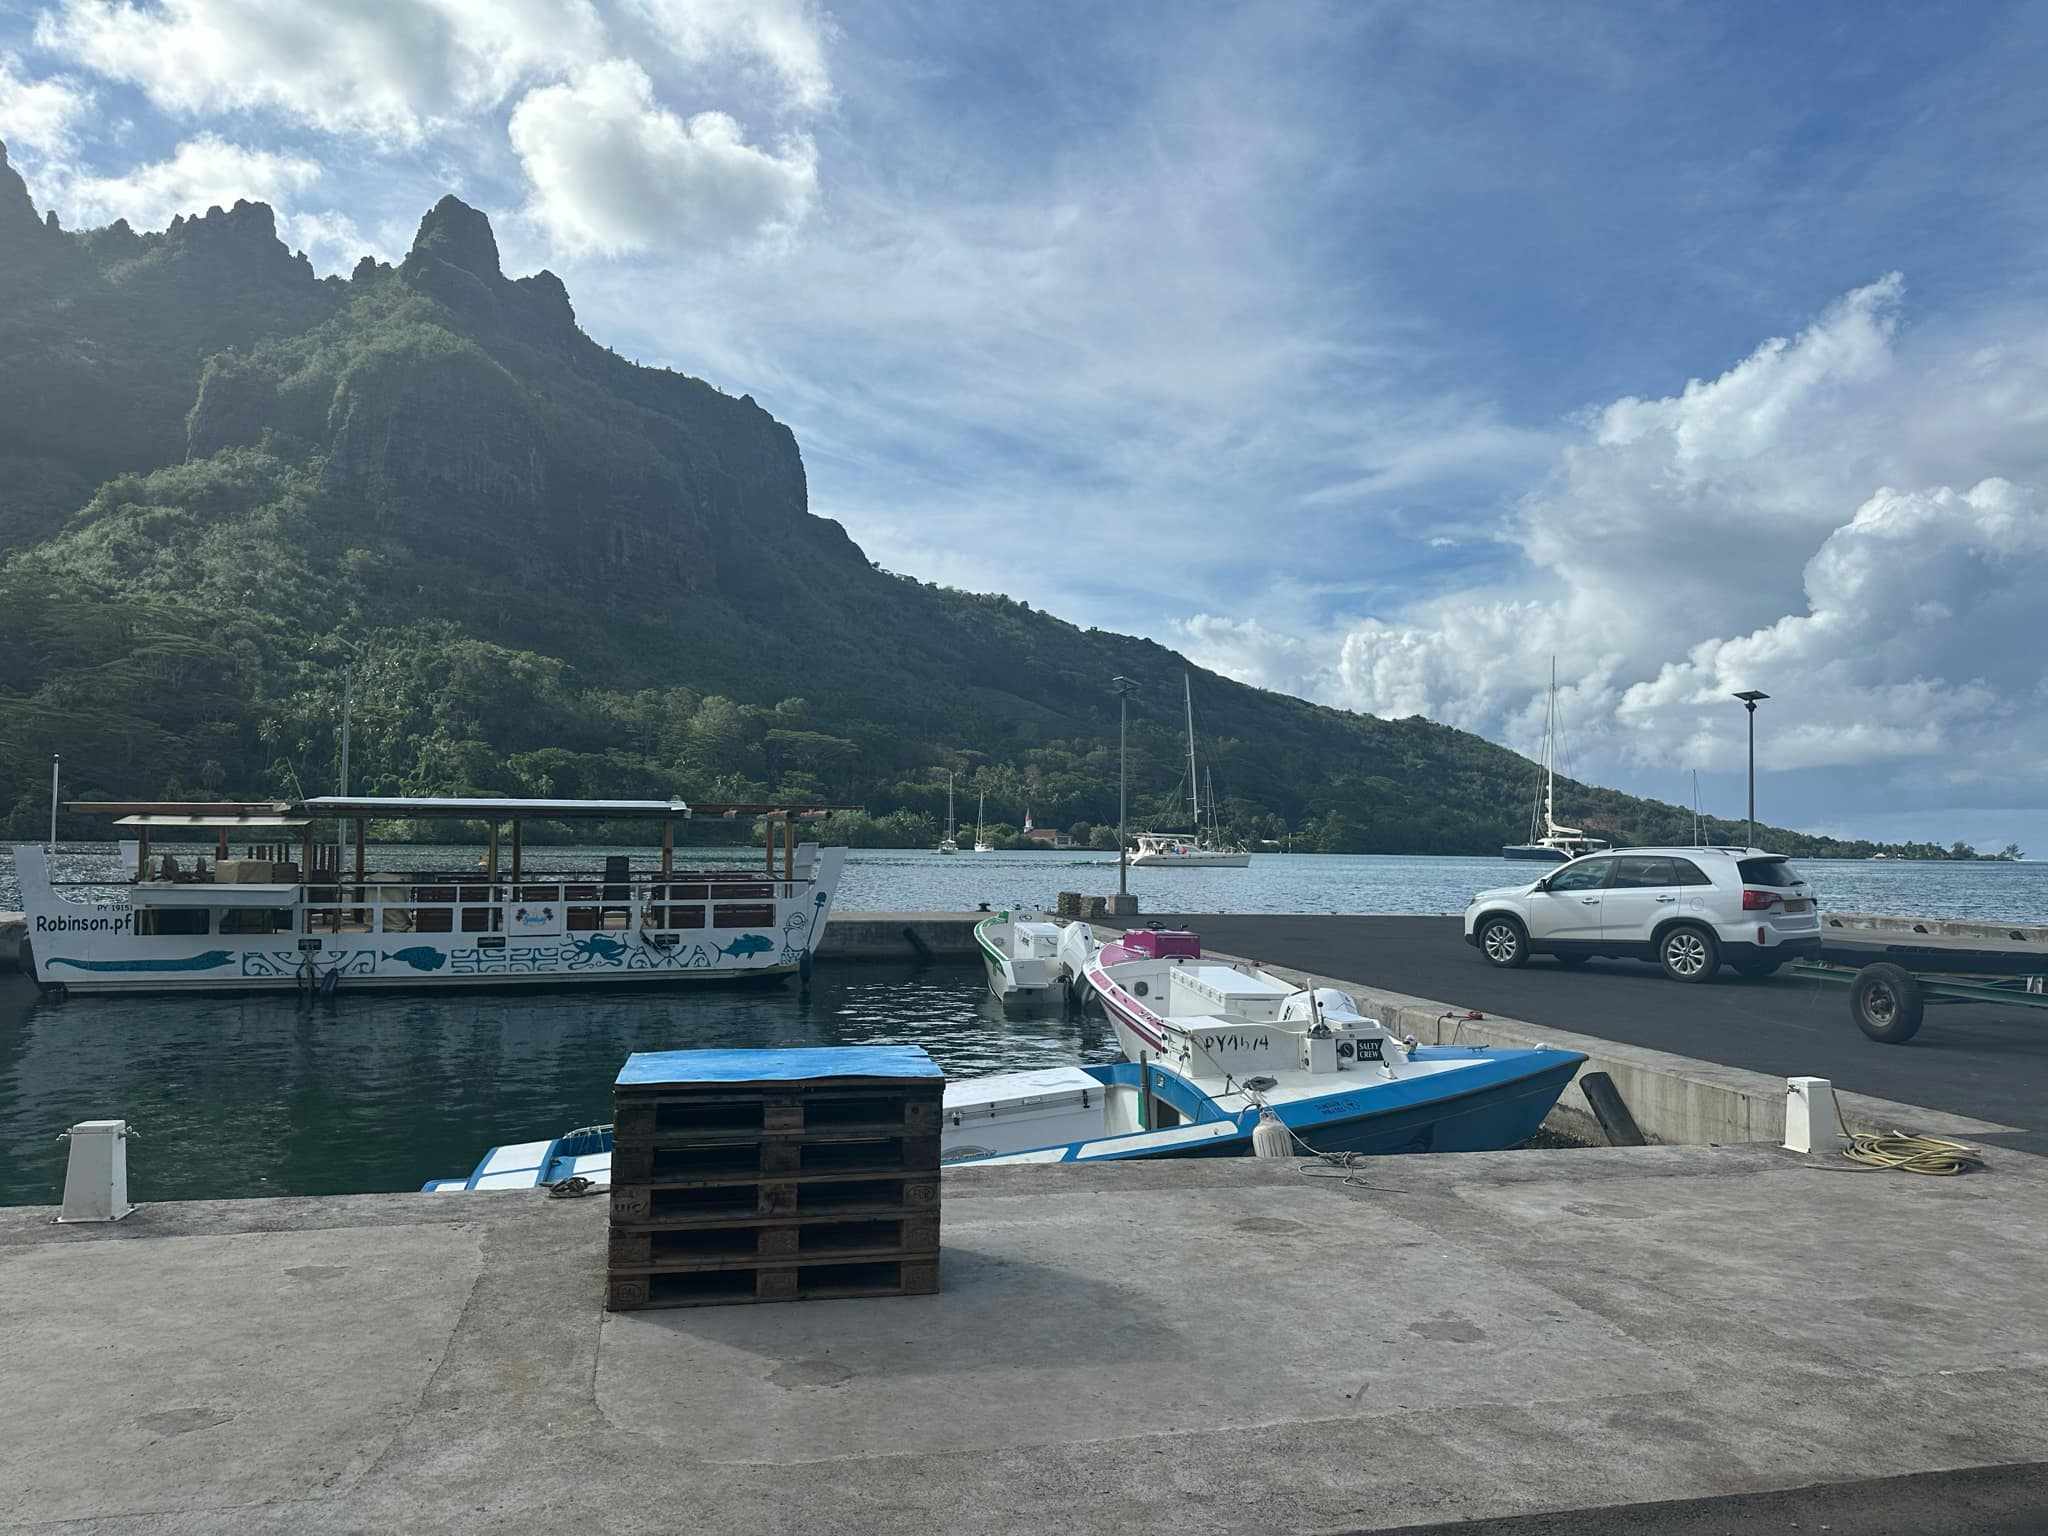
[{"left": 3, "top": 0, "right": 2047, "bottom": 850}]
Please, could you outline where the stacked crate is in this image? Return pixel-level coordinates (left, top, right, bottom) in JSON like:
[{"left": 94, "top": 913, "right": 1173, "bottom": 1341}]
[{"left": 606, "top": 1045, "right": 945, "bottom": 1310}]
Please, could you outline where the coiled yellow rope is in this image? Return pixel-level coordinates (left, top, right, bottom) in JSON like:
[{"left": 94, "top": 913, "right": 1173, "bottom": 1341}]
[{"left": 1839, "top": 1129, "right": 1986, "bottom": 1176}]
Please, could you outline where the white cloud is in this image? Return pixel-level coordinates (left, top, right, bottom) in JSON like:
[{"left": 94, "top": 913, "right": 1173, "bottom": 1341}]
[
  {"left": 0, "top": 51, "right": 92, "bottom": 156},
  {"left": 36, "top": 0, "right": 607, "bottom": 144},
  {"left": 1178, "top": 615, "right": 1326, "bottom": 701},
  {"left": 54, "top": 133, "right": 321, "bottom": 229},
  {"left": 630, "top": 0, "right": 832, "bottom": 113},
  {"left": 1314, "top": 277, "right": 1924, "bottom": 746},
  {"left": 282, "top": 206, "right": 408, "bottom": 272},
  {"left": 508, "top": 59, "right": 816, "bottom": 257},
  {"left": 1614, "top": 479, "right": 2048, "bottom": 775}
]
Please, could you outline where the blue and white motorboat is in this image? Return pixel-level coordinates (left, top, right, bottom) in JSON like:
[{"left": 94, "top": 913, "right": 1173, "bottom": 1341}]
[{"left": 425, "top": 928, "right": 1582, "bottom": 1190}]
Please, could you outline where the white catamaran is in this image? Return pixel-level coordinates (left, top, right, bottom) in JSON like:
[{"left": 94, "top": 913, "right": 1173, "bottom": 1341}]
[
  {"left": 1502, "top": 658, "right": 1610, "bottom": 863},
  {"left": 15, "top": 796, "right": 845, "bottom": 997},
  {"left": 1128, "top": 674, "right": 1250, "bottom": 868}
]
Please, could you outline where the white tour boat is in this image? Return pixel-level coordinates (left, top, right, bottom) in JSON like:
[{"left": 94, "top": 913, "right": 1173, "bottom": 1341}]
[
  {"left": 1127, "top": 674, "right": 1250, "bottom": 868},
  {"left": 15, "top": 795, "right": 845, "bottom": 997}
]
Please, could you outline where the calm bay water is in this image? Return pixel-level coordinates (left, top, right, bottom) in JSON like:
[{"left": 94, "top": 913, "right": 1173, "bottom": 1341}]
[
  {"left": 7, "top": 842, "right": 2047, "bottom": 921},
  {"left": 3, "top": 842, "right": 2042, "bottom": 1207},
  {"left": 0, "top": 963, "right": 1119, "bottom": 1207}
]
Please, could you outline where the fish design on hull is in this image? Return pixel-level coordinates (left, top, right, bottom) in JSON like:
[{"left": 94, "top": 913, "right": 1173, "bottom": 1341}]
[
  {"left": 48, "top": 950, "right": 234, "bottom": 973},
  {"left": 385, "top": 947, "right": 450, "bottom": 971},
  {"left": 715, "top": 934, "right": 775, "bottom": 960}
]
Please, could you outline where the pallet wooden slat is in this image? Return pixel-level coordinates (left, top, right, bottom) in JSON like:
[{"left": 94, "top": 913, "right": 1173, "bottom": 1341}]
[
  {"left": 609, "top": 1213, "right": 940, "bottom": 1271},
  {"left": 611, "top": 1131, "right": 942, "bottom": 1185},
  {"left": 609, "top": 1173, "right": 939, "bottom": 1227},
  {"left": 607, "top": 1257, "right": 940, "bottom": 1311}
]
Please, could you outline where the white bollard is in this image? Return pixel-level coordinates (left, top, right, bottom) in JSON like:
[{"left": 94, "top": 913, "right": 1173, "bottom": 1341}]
[
  {"left": 1784, "top": 1077, "right": 1844, "bottom": 1155},
  {"left": 58, "top": 1120, "right": 136, "bottom": 1223}
]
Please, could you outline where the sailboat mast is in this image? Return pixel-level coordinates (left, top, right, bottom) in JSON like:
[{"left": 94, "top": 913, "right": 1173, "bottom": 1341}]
[
  {"left": 1185, "top": 674, "right": 1200, "bottom": 825},
  {"left": 947, "top": 771, "right": 955, "bottom": 839},
  {"left": 1544, "top": 656, "right": 1557, "bottom": 837}
]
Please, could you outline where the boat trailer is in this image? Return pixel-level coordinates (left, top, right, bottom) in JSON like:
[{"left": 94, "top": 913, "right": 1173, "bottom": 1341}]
[{"left": 1790, "top": 912, "right": 2048, "bottom": 1043}]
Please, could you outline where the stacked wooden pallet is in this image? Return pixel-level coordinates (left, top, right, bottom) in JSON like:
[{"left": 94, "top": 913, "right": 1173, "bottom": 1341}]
[{"left": 606, "top": 1045, "right": 945, "bottom": 1310}]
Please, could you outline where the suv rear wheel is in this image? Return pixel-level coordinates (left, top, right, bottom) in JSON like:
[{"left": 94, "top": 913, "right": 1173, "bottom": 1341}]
[
  {"left": 1658, "top": 923, "right": 1718, "bottom": 983},
  {"left": 1477, "top": 914, "right": 1528, "bottom": 969}
]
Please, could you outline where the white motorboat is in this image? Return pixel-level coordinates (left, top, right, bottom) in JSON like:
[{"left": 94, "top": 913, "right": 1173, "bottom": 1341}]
[
  {"left": 1127, "top": 674, "right": 1250, "bottom": 868},
  {"left": 426, "top": 928, "right": 1581, "bottom": 1189},
  {"left": 973, "top": 908, "right": 1073, "bottom": 1011},
  {"left": 16, "top": 795, "right": 845, "bottom": 998}
]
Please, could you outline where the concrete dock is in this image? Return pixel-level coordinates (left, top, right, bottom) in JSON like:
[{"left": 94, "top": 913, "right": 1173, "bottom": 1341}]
[{"left": 5, "top": 1147, "right": 2047, "bottom": 1532}]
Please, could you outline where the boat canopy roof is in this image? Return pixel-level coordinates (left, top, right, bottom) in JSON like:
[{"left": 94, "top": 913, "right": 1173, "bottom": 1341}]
[
  {"left": 72, "top": 796, "right": 850, "bottom": 822},
  {"left": 113, "top": 812, "right": 310, "bottom": 828}
]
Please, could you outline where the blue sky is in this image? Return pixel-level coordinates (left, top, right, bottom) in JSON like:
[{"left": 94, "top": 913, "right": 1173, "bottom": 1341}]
[{"left": 4, "top": 0, "right": 2048, "bottom": 850}]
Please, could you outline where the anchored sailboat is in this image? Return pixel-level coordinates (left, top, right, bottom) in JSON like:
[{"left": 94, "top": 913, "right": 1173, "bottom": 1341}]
[
  {"left": 1502, "top": 659, "right": 1609, "bottom": 862},
  {"left": 1128, "top": 674, "right": 1250, "bottom": 868},
  {"left": 973, "top": 788, "right": 993, "bottom": 853},
  {"left": 937, "top": 771, "right": 960, "bottom": 855}
]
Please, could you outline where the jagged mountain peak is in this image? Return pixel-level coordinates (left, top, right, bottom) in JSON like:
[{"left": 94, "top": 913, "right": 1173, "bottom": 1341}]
[
  {"left": 0, "top": 139, "right": 46, "bottom": 243},
  {"left": 407, "top": 195, "right": 501, "bottom": 281}
]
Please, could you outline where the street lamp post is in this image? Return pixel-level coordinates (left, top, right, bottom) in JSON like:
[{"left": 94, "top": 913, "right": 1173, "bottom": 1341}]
[
  {"left": 1732, "top": 690, "right": 1769, "bottom": 848},
  {"left": 1112, "top": 676, "right": 1138, "bottom": 903}
]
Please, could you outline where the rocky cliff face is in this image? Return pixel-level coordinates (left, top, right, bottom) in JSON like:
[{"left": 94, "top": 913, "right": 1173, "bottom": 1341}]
[{"left": 0, "top": 166, "right": 843, "bottom": 650}]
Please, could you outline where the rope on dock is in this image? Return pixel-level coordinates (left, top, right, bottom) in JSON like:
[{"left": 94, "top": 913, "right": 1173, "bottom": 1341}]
[{"left": 1829, "top": 1100, "right": 1986, "bottom": 1176}]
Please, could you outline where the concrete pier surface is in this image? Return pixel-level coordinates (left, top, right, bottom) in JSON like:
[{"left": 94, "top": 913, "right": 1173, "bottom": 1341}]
[
  {"left": 1125, "top": 914, "right": 2048, "bottom": 1155},
  {"left": 5, "top": 1147, "right": 2048, "bottom": 1533}
]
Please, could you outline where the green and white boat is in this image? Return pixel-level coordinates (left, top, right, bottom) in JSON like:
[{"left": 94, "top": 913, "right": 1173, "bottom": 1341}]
[{"left": 974, "top": 908, "right": 1069, "bottom": 1012}]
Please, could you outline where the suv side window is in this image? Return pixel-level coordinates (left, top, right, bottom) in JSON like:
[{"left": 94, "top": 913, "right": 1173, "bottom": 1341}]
[
  {"left": 1547, "top": 858, "right": 1614, "bottom": 893},
  {"left": 1612, "top": 856, "right": 1677, "bottom": 888},
  {"left": 1673, "top": 859, "right": 1714, "bottom": 886}
]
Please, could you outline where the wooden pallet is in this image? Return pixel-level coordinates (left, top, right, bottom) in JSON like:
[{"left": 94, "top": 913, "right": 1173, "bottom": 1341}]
[
  {"left": 608, "top": 1212, "right": 940, "bottom": 1270},
  {"left": 611, "top": 1130, "right": 942, "bottom": 1185},
  {"left": 609, "top": 1172, "right": 939, "bottom": 1227},
  {"left": 607, "top": 1256, "right": 940, "bottom": 1310},
  {"left": 612, "top": 1085, "right": 941, "bottom": 1144}
]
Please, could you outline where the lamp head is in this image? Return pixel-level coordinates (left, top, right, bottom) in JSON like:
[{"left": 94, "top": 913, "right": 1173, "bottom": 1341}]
[{"left": 1732, "top": 689, "right": 1769, "bottom": 706}]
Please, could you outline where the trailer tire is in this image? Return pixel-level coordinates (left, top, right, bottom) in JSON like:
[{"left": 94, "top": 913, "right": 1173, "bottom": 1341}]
[{"left": 1851, "top": 963, "right": 1924, "bottom": 1044}]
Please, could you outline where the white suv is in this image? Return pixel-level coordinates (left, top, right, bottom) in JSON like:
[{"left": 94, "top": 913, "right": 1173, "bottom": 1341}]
[{"left": 1463, "top": 847, "right": 1821, "bottom": 983}]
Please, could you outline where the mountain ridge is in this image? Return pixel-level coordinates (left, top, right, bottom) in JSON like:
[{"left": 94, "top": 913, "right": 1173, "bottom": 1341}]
[{"left": 0, "top": 158, "right": 1930, "bottom": 856}]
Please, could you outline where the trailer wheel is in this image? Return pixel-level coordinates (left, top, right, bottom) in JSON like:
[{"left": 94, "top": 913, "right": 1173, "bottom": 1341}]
[{"left": 1851, "top": 963, "right": 1924, "bottom": 1044}]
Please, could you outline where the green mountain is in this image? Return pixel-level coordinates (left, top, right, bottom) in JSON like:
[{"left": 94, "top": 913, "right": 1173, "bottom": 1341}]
[{"left": 0, "top": 145, "right": 1896, "bottom": 857}]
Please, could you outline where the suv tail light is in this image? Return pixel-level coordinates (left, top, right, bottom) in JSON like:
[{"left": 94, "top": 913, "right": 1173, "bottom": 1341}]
[{"left": 1742, "top": 889, "right": 1780, "bottom": 911}]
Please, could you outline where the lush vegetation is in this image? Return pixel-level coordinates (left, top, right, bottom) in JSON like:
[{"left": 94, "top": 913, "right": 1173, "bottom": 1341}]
[{"left": 0, "top": 154, "right": 2005, "bottom": 860}]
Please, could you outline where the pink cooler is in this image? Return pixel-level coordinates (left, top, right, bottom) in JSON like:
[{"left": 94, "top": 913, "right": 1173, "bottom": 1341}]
[{"left": 1121, "top": 928, "right": 1201, "bottom": 960}]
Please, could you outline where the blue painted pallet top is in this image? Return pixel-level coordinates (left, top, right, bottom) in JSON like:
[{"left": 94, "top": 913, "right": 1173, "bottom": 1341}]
[{"left": 615, "top": 1044, "right": 944, "bottom": 1087}]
